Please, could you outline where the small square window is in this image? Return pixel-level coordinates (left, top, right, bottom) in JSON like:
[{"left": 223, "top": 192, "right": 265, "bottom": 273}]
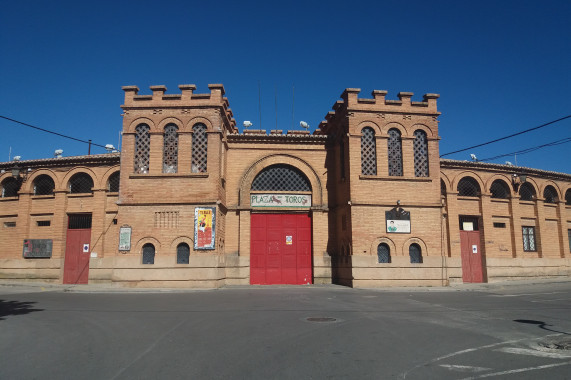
[
  {"left": 37, "top": 220, "right": 51, "bottom": 227},
  {"left": 4, "top": 222, "right": 16, "bottom": 228},
  {"left": 493, "top": 222, "right": 506, "bottom": 228}
]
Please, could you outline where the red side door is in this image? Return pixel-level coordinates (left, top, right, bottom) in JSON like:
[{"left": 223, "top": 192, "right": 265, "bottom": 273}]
[
  {"left": 63, "top": 227, "right": 91, "bottom": 284},
  {"left": 460, "top": 230, "right": 483, "bottom": 283},
  {"left": 251, "top": 213, "right": 312, "bottom": 285}
]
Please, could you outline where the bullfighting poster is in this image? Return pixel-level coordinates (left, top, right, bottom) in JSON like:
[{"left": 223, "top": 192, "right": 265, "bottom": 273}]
[{"left": 194, "top": 207, "right": 216, "bottom": 250}]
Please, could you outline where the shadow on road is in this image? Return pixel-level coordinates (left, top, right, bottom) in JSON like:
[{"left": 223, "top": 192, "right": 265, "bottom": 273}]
[
  {"left": 514, "top": 319, "right": 571, "bottom": 335},
  {"left": 0, "top": 300, "right": 44, "bottom": 320}
]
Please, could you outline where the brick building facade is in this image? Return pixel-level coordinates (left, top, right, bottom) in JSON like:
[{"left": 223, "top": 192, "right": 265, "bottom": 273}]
[{"left": 1, "top": 84, "right": 570, "bottom": 287}]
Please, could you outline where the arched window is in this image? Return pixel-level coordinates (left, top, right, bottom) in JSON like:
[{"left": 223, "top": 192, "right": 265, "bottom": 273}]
[
  {"left": 413, "top": 130, "right": 429, "bottom": 177},
  {"left": 108, "top": 172, "right": 120, "bottom": 192},
  {"left": 134, "top": 124, "right": 150, "bottom": 174},
  {"left": 519, "top": 182, "right": 536, "bottom": 201},
  {"left": 409, "top": 243, "right": 422, "bottom": 263},
  {"left": 566, "top": 189, "right": 571, "bottom": 205},
  {"left": 441, "top": 179, "right": 447, "bottom": 196},
  {"left": 142, "top": 243, "right": 155, "bottom": 264},
  {"left": 457, "top": 177, "right": 481, "bottom": 197},
  {"left": 163, "top": 124, "right": 179, "bottom": 173},
  {"left": 1, "top": 177, "right": 20, "bottom": 197},
  {"left": 543, "top": 186, "right": 558, "bottom": 204},
  {"left": 377, "top": 243, "right": 391, "bottom": 263},
  {"left": 361, "top": 127, "right": 377, "bottom": 175},
  {"left": 177, "top": 243, "right": 190, "bottom": 264},
  {"left": 192, "top": 123, "right": 208, "bottom": 173},
  {"left": 33, "top": 174, "right": 55, "bottom": 196},
  {"left": 387, "top": 128, "right": 403, "bottom": 176},
  {"left": 251, "top": 164, "right": 311, "bottom": 192},
  {"left": 68, "top": 173, "right": 93, "bottom": 194},
  {"left": 490, "top": 179, "right": 510, "bottom": 199}
]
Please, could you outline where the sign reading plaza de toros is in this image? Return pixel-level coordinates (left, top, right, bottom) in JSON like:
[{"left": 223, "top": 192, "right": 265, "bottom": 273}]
[{"left": 251, "top": 194, "right": 311, "bottom": 208}]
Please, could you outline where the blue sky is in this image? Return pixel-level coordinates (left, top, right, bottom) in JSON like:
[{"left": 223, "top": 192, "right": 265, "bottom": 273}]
[{"left": 1, "top": 0, "right": 570, "bottom": 173}]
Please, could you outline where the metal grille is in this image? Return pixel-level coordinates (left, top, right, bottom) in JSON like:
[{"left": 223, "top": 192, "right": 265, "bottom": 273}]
[
  {"left": 68, "top": 214, "right": 92, "bottom": 229},
  {"left": 441, "top": 179, "right": 447, "bottom": 195},
  {"left": 413, "top": 130, "right": 429, "bottom": 177},
  {"left": 251, "top": 164, "right": 311, "bottom": 192},
  {"left": 134, "top": 124, "right": 150, "bottom": 174},
  {"left": 522, "top": 226, "right": 536, "bottom": 251},
  {"left": 360, "top": 127, "right": 377, "bottom": 175},
  {"left": 142, "top": 243, "right": 155, "bottom": 264},
  {"left": 387, "top": 128, "right": 403, "bottom": 176},
  {"left": 163, "top": 124, "right": 179, "bottom": 173},
  {"left": 566, "top": 189, "right": 571, "bottom": 205},
  {"left": 192, "top": 124, "right": 208, "bottom": 173},
  {"left": 459, "top": 216, "right": 479, "bottom": 231},
  {"left": 1, "top": 177, "right": 20, "bottom": 197},
  {"left": 490, "top": 179, "right": 510, "bottom": 199},
  {"left": 69, "top": 173, "right": 94, "bottom": 194},
  {"left": 409, "top": 243, "right": 423, "bottom": 263},
  {"left": 519, "top": 182, "right": 536, "bottom": 201},
  {"left": 543, "top": 186, "right": 558, "bottom": 203},
  {"left": 377, "top": 243, "right": 391, "bottom": 263},
  {"left": 34, "top": 174, "right": 55, "bottom": 195},
  {"left": 108, "top": 172, "right": 120, "bottom": 192},
  {"left": 457, "top": 177, "right": 480, "bottom": 197},
  {"left": 177, "top": 243, "right": 190, "bottom": 264}
]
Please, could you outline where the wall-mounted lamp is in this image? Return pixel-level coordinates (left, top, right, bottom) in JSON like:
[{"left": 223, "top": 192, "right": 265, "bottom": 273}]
[
  {"left": 11, "top": 163, "right": 30, "bottom": 182},
  {"left": 512, "top": 173, "right": 527, "bottom": 191}
]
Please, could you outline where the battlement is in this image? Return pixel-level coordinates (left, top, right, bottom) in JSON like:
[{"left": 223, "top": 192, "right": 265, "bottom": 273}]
[
  {"left": 122, "top": 84, "right": 228, "bottom": 107},
  {"left": 338, "top": 88, "right": 439, "bottom": 114}
]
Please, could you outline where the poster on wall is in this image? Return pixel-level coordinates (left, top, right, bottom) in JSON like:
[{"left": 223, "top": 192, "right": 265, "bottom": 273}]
[
  {"left": 119, "top": 226, "right": 132, "bottom": 251},
  {"left": 385, "top": 207, "right": 411, "bottom": 233},
  {"left": 194, "top": 207, "right": 216, "bottom": 250},
  {"left": 22, "top": 239, "right": 53, "bottom": 258}
]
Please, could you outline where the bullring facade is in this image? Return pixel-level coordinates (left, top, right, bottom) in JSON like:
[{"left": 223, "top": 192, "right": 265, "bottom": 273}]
[{"left": 1, "top": 84, "right": 570, "bottom": 287}]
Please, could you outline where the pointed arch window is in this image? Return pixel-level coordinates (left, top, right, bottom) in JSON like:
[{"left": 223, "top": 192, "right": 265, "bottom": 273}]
[
  {"left": 413, "top": 130, "right": 429, "bottom": 177},
  {"left": 192, "top": 124, "right": 208, "bottom": 173},
  {"left": 163, "top": 124, "right": 179, "bottom": 173},
  {"left": 361, "top": 127, "right": 377, "bottom": 175},
  {"left": 387, "top": 128, "right": 403, "bottom": 176},
  {"left": 134, "top": 124, "right": 150, "bottom": 174}
]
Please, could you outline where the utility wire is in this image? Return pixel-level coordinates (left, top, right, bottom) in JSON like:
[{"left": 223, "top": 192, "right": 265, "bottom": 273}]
[
  {"left": 440, "top": 114, "right": 571, "bottom": 157},
  {"left": 477, "top": 136, "right": 571, "bottom": 162},
  {"left": 0, "top": 115, "right": 115, "bottom": 150}
]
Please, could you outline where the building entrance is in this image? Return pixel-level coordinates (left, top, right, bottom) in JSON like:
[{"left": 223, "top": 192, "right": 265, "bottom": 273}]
[
  {"left": 459, "top": 216, "right": 484, "bottom": 283},
  {"left": 250, "top": 213, "right": 312, "bottom": 285},
  {"left": 63, "top": 214, "right": 92, "bottom": 284}
]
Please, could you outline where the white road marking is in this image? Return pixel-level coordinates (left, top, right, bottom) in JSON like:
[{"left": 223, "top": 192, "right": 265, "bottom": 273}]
[
  {"left": 458, "top": 361, "right": 571, "bottom": 379},
  {"left": 489, "top": 291, "right": 566, "bottom": 297},
  {"left": 439, "top": 364, "right": 491, "bottom": 373},
  {"left": 496, "top": 347, "right": 571, "bottom": 359},
  {"left": 530, "top": 297, "right": 571, "bottom": 302}
]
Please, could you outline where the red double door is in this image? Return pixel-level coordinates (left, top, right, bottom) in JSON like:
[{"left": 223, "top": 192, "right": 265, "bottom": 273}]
[{"left": 250, "top": 213, "right": 312, "bottom": 285}]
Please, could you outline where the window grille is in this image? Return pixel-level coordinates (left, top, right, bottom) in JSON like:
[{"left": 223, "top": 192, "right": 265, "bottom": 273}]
[
  {"left": 191, "top": 124, "right": 208, "bottom": 173},
  {"left": 37, "top": 220, "right": 51, "bottom": 227},
  {"left": 68, "top": 173, "right": 94, "bottom": 194},
  {"left": 459, "top": 216, "right": 479, "bottom": 231},
  {"left": 1, "top": 177, "right": 20, "bottom": 197},
  {"left": 142, "top": 243, "right": 155, "bottom": 264},
  {"left": 409, "top": 243, "right": 422, "bottom": 263},
  {"left": 68, "top": 214, "right": 92, "bottom": 229},
  {"left": 522, "top": 226, "right": 536, "bottom": 251},
  {"left": 543, "top": 186, "right": 558, "bottom": 204},
  {"left": 251, "top": 164, "right": 311, "bottom": 192},
  {"left": 33, "top": 175, "right": 55, "bottom": 195},
  {"left": 441, "top": 179, "right": 447, "bottom": 196},
  {"left": 519, "top": 182, "right": 536, "bottom": 201},
  {"left": 134, "top": 124, "right": 151, "bottom": 174},
  {"left": 568, "top": 229, "right": 571, "bottom": 252},
  {"left": 163, "top": 124, "right": 179, "bottom": 173},
  {"left": 566, "top": 189, "right": 571, "bottom": 205},
  {"left": 457, "top": 177, "right": 481, "bottom": 197},
  {"left": 108, "top": 172, "right": 120, "bottom": 192},
  {"left": 377, "top": 243, "right": 391, "bottom": 263},
  {"left": 361, "top": 127, "right": 377, "bottom": 175},
  {"left": 493, "top": 222, "right": 506, "bottom": 228},
  {"left": 177, "top": 243, "right": 190, "bottom": 264},
  {"left": 490, "top": 179, "right": 510, "bottom": 199},
  {"left": 413, "top": 130, "right": 429, "bottom": 177},
  {"left": 387, "top": 128, "right": 403, "bottom": 176},
  {"left": 4, "top": 222, "right": 16, "bottom": 228}
]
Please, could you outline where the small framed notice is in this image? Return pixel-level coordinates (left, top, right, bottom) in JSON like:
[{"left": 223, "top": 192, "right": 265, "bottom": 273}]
[{"left": 119, "top": 226, "right": 132, "bottom": 251}]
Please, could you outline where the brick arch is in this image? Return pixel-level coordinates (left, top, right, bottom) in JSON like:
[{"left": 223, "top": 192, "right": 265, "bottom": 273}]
[
  {"left": 157, "top": 117, "right": 184, "bottom": 132},
  {"left": 20, "top": 169, "right": 59, "bottom": 193},
  {"left": 450, "top": 171, "right": 485, "bottom": 193},
  {"left": 402, "top": 237, "right": 428, "bottom": 257},
  {"left": 134, "top": 237, "right": 161, "bottom": 254},
  {"left": 126, "top": 118, "right": 156, "bottom": 133},
  {"left": 370, "top": 237, "right": 397, "bottom": 257},
  {"left": 238, "top": 154, "right": 323, "bottom": 208},
  {"left": 410, "top": 123, "right": 436, "bottom": 138},
  {"left": 485, "top": 174, "right": 514, "bottom": 197},
  {"left": 565, "top": 188, "right": 571, "bottom": 205},
  {"left": 169, "top": 236, "right": 195, "bottom": 251},
  {"left": 356, "top": 121, "right": 382, "bottom": 135},
  {"left": 186, "top": 117, "right": 214, "bottom": 133},
  {"left": 382, "top": 122, "right": 408, "bottom": 137},
  {"left": 518, "top": 178, "right": 539, "bottom": 198},
  {"left": 99, "top": 166, "right": 121, "bottom": 190},
  {"left": 539, "top": 180, "right": 563, "bottom": 201},
  {"left": 61, "top": 167, "right": 99, "bottom": 191},
  {"left": 440, "top": 172, "right": 452, "bottom": 193}
]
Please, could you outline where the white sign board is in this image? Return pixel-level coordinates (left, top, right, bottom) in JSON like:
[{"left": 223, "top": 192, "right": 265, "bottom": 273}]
[
  {"left": 83, "top": 244, "right": 90, "bottom": 253},
  {"left": 472, "top": 245, "right": 478, "bottom": 254},
  {"left": 251, "top": 194, "right": 311, "bottom": 208},
  {"left": 119, "top": 226, "right": 132, "bottom": 251},
  {"left": 386, "top": 219, "right": 411, "bottom": 233}
]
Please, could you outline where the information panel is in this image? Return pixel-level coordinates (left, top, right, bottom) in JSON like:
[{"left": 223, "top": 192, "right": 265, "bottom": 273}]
[{"left": 23, "top": 239, "right": 53, "bottom": 258}]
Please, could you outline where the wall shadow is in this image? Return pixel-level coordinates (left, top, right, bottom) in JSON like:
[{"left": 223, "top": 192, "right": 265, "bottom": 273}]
[{"left": 0, "top": 300, "right": 44, "bottom": 320}]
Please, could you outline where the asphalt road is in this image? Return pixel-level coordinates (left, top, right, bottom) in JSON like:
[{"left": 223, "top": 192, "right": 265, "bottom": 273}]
[{"left": 1, "top": 281, "right": 570, "bottom": 379}]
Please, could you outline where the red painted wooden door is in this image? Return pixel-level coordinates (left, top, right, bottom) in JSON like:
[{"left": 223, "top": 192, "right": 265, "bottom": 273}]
[
  {"left": 460, "top": 230, "right": 483, "bottom": 283},
  {"left": 250, "top": 213, "right": 312, "bottom": 285},
  {"left": 63, "top": 228, "right": 91, "bottom": 284}
]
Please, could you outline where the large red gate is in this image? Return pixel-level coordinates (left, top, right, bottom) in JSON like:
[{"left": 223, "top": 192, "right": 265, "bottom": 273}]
[
  {"left": 63, "top": 214, "right": 92, "bottom": 284},
  {"left": 250, "top": 213, "right": 312, "bottom": 285}
]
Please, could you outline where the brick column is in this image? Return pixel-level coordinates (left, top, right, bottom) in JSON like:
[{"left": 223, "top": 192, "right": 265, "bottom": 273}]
[
  {"left": 556, "top": 200, "right": 567, "bottom": 258},
  {"left": 402, "top": 137, "right": 414, "bottom": 177},
  {"left": 534, "top": 200, "right": 545, "bottom": 258},
  {"left": 90, "top": 189, "right": 107, "bottom": 257},
  {"left": 238, "top": 210, "right": 251, "bottom": 257},
  {"left": 178, "top": 132, "right": 192, "bottom": 174},
  {"left": 149, "top": 132, "right": 162, "bottom": 175},
  {"left": 445, "top": 192, "right": 460, "bottom": 257},
  {"left": 509, "top": 196, "right": 523, "bottom": 258}
]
